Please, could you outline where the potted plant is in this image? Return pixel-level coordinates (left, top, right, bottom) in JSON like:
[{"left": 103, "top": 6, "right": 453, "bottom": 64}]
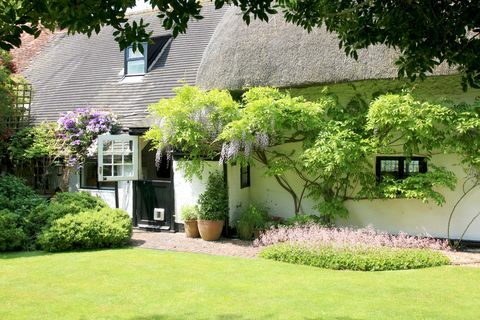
[
  {"left": 197, "top": 171, "right": 229, "bottom": 241},
  {"left": 180, "top": 205, "right": 200, "bottom": 238}
]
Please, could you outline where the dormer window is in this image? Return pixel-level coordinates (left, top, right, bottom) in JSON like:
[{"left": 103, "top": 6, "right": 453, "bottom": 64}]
[
  {"left": 124, "top": 35, "right": 172, "bottom": 76},
  {"left": 125, "top": 43, "right": 147, "bottom": 75}
]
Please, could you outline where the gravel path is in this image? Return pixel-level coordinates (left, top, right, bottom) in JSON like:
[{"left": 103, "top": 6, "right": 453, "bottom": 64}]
[
  {"left": 131, "top": 229, "right": 480, "bottom": 267},
  {"left": 131, "top": 229, "right": 260, "bottom": 258}
]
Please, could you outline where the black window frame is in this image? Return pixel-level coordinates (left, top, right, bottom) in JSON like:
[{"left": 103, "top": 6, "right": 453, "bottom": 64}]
[
  {"left": 80, "top": 158, "right": 116, "bottom": 190},
  {"left": 375, "top": 156, "right": 427, "bottom": 181},
  {"left": 240, "top": 165, "right": 251, "bottom": 189},
  {"left": 124, "top": 42, "right": 148, "bottom": 76}
]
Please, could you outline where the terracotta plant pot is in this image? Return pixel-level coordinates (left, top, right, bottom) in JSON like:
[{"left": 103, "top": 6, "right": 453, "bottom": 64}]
[
  {"left": 197, "top": 220, "right": 224, "bottom": 241},
  {"left": 184, "top": 220, "right": 200, "bottom": 238}
]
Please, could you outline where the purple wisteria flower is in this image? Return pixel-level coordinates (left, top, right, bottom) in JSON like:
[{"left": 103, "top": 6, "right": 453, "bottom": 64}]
[{"left": 57, "top": 108, "right": 117, "bottom": 167}]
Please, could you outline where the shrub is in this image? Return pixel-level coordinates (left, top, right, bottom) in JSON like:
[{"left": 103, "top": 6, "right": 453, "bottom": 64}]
[
  {"left": 0, "top": 175, "right": 45, "bottom": 217},
  {"left": 259, "top": 243, "right": 450, "bottom": 271},
  {"left": 25, "top": 192, "right": 108, "bottom": 246},
  {"left": 38, "top": 208, "right": 132, "bottom": 252},
  {"left": 180, "top": 205, "right": 199, "bottom": 221},
  {"left": 236, "top": 204, "right": 270, "bottom": 240},
  {"left": 197, "top": 171, "right": 228, "bottom": 221},
  {"left": 284, "top": 214, "right": 323, "bottom": 226},
  {"left": 0, "top": 209, "right": 27, "bottom": 252},
  {"left": 51, "top": 191, "right": 107, "bottom": 212},
  {"left": 254, "top": 223, "right": 450, "bottom": 250}
]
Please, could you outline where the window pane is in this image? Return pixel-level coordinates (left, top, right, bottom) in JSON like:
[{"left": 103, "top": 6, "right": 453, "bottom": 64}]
[
  {"left": 103, "top": 165, "right": 112, "bottom": 177},
  {"left": 405, "top": 160, "right": 420, "bottom": 173},
  {"left": 128, "top": 46, "right": 144, "bottom": 58},
  {"left": 81, "top": 160, "right": 98, "bottom": 188},
  {"left": 380, "top": 160, "right": 399, "bottom": 172},
  {"left": 124, "top": 154, "right": 133, "bottom": 164},
  {"left": 114, "top": 165, "right": 123, "bottom": 176},
  {"left": 127, "top": 60, "right": 145, "bottom": 74},
  {"left": 124, "top": 165, "right": 134, "bottom": 177},
  {"left": 103, "top": 154, "right": 112, "bottom": 164},
  {"left": 114, "top": 154, "right": 123, "bottom": 163},
  {"left": 103, "top": 140, "right": 112, "bottom": 153}
]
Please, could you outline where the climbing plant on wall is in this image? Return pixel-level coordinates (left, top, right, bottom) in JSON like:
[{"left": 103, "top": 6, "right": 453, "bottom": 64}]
[{"left": 146, "top": 85, "right": 479, "bottom": 225}]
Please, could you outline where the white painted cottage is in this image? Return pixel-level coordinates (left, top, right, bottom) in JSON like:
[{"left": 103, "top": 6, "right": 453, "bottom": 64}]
[{"left": 22, "top": 5, "right": 480, "bottom": 240}]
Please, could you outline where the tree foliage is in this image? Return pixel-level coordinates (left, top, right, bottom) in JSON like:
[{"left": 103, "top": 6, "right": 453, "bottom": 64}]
[
  {"left": 146, "top": 85, "right": 479, "bottom": 222},
  {"left": 2, "top": 1, "right": 480, "bottom": 87}
]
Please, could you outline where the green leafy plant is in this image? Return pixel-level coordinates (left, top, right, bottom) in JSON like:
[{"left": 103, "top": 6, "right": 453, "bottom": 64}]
[
  {"left": 180, "top": 205, "right": 199, "bottom": 221},
  {"left": 284, "top": 214, "right": 323, "bottom": 226},
  {"left": 51, "top": 191, "right": 107, "bottom": 212},
  {"left": 38, "top": 208, "right": 132, "bottom": 252},
  {"left": 259, "top": 244, "right": 450, "bottom": 271},
  {"left": 0, "top": 209, "right": 27, "bottom": 252},
  {"left": 236, "top": 204, "right": 270, "bottom": 240},
  {"left": 197, "top": 171, "right": 228, "bottom": 221},
  {"left": 0, "top": 175, "right": 45, "bottom": 217}
]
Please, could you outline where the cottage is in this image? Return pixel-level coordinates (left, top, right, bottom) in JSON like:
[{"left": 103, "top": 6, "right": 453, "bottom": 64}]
[{"left": 22, "top": 5, "right": 480, "bottom": 240}]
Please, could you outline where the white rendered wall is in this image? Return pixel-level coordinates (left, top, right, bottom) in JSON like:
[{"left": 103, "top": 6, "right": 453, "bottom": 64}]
[
  {"left": 227, "top": 164, "right": 251, "bottom": 226},
  {"left": 249, "top": 151, "right": 480, "bottom": 240},
  {"left": 173, "top": 160, "right": 219, "bottom": 223}
]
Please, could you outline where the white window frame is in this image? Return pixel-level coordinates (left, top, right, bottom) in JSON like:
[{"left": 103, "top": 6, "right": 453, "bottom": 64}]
[{"left": 98, "top": 134, "right": 139, "bottom": 181}]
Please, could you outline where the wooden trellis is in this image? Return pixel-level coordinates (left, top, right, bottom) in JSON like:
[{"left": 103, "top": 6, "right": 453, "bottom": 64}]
[{"left": 1, "top": 82, "right": 32, "bottom": 132}]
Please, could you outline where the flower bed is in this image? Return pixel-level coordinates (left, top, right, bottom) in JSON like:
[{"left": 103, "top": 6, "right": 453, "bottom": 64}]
[
  {"left": 254, "top": 223, "right": 450, "bottom": 250},
  {"left": 255, "top": 224, "right": 450, "bottom": 271}
]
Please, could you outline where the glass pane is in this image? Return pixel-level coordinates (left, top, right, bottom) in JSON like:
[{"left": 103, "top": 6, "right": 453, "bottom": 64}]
[
  {"left": 103, "top": 165, "right": 112, "bottom": 177},
  {"left": 124, "top": 154, "right": 132, "bottom": 164},
  {"left": 103, "top": 154, "right": 112, "bottom": 164},
  {"left": 103, "top": 140, "right": 113, "bottom": 153},
  {"left": 405, "top": 160, "right": 420, "bottom": 173},
  {"left": 114, "top": 165, "right": 123, "bottom": 176},
  {"left": 127, "top": 60, "right": 145, "bottom": 75},
  {"left": 114, "top": 155, "right": 123, "bottom": 164},
  {"left": 381, "top": 160, "right": 399, "bottom": 172},
  {"left": 81, "top": 160, "right": 98, "bottom": 188},
  {"left": 127, "top": 46, "right": 144, "bottom": 58},
  {"left": 124, "top": 165, "right": 133, "bottom": 177}
]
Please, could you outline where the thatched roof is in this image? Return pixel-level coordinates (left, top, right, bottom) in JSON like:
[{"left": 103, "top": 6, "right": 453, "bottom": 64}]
[{"left": 196, "top": 8, "right": 455, "bottom": 90}]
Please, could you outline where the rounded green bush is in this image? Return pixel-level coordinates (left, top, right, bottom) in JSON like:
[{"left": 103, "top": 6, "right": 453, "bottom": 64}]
[
  {"left": 259, "top": 243, "right": 450, "bottom": 271},
  {"left": 38, "top": 208, "right": 132, "bottom": 252},
  {"left": 51, "top": 191, "right": 107, "bottom": 212},
  {"left": 0, "top": 209, "right": 27, "bottom": 252}
]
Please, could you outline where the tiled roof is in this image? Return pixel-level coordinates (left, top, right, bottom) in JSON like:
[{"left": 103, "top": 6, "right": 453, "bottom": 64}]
[{"left": 24, "top": 4, "right": 227, "bottom": 128}]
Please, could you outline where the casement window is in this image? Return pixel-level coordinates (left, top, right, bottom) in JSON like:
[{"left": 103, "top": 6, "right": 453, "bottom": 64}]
[
  {"left": 240, "top": 165, "right": 251, "bottom": 188},
  {"left": 124, "top": 35, "right": 171, "bottom": 76},
  {"left": 98, "top": 134, "right": 139, "bottom": 181},
  {"left": 376, "top": 156, "right": 427, "bottom": 181},
  {"left": 80, "top": 158, "right": 116, "bottom": 190}
]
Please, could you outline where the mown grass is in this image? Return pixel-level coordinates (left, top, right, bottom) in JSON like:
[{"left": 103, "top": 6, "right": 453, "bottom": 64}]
[{"left": 1, "top": 248, "right": 479, "bottom": 319}]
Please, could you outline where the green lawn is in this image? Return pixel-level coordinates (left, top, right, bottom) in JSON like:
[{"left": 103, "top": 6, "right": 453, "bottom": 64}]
[{"left": 1, "top": 248, "right": 479, "bottom": 320}]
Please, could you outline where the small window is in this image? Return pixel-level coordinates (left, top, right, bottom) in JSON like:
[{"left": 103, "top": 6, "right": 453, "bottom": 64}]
[
  {"left": 98, "top": 134, "right": 139, "bottom": 181},
  {"left": 80, "top": 158, "right": 115, "bottom": 190},
  {"left": 124, "top": 35, "right": 171, "bottom": 76},
  {"left": 376, "top": 156, "right": 427, "bottom": 181},
  {"left": 125, "top": 43, "right": 147, "bottom": 75},
  {"left": 240, "top": 165, "right": 250, "bottom": 188}
]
